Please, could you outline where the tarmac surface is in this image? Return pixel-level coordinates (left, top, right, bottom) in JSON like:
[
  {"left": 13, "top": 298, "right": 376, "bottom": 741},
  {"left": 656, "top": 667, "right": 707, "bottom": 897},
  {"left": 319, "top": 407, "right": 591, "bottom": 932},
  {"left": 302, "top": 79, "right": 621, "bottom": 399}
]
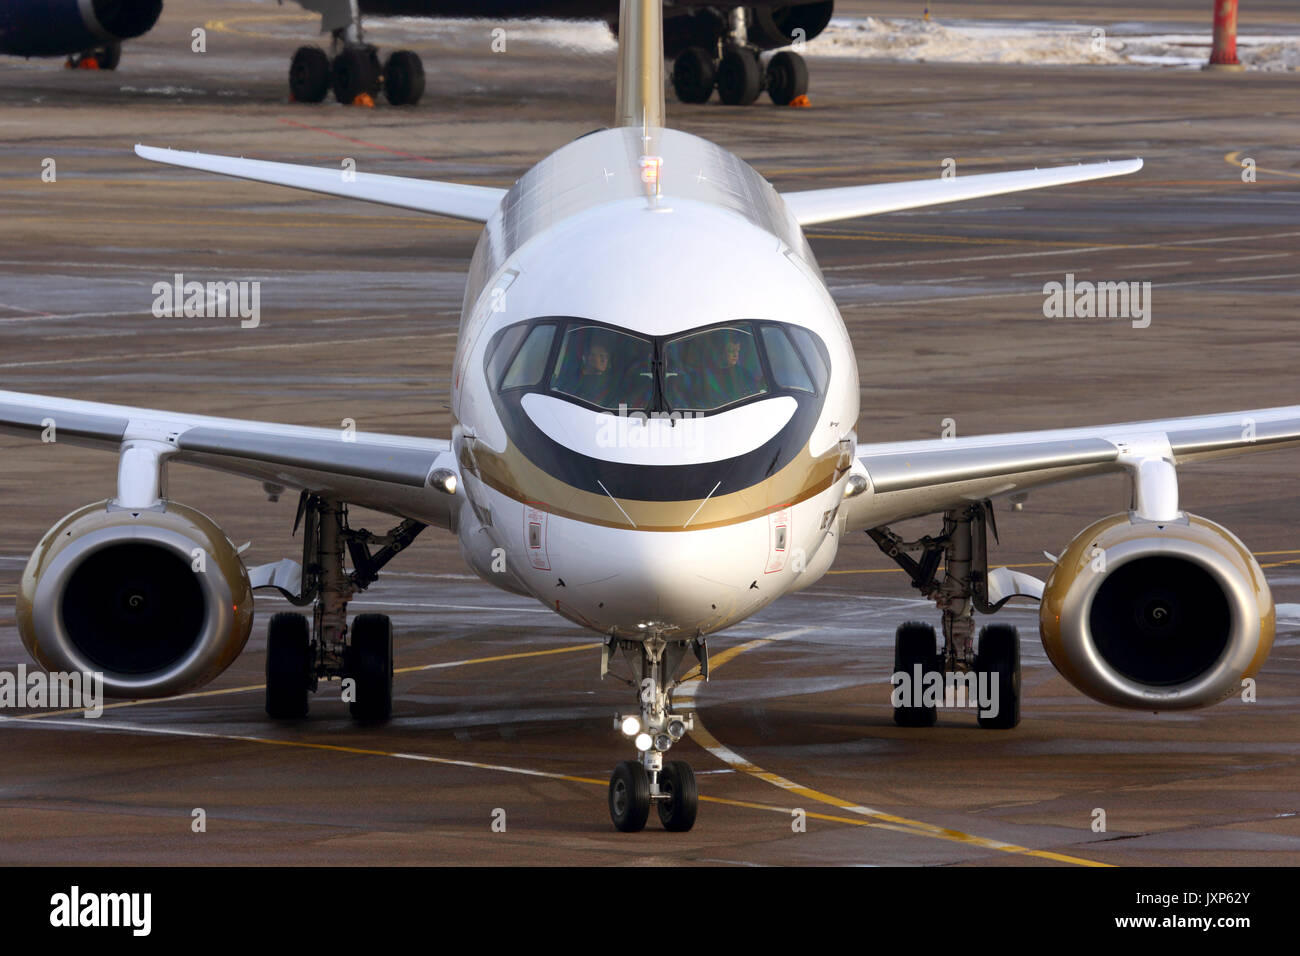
[{"left": 1, "top": 0, "right": 1299, "bottom": 865}]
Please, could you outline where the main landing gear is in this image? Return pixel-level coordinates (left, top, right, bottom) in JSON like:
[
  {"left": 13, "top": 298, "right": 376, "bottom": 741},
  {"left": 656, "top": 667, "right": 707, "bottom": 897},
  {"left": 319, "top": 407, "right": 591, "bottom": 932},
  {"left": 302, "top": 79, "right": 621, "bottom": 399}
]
[
  {"left": 670, "top": 8, "right": 810, "bottom": 107},
  {"left": 869, "top": 501, "right": 1022, "bottom": 730},
  {"left": 263, "top": 494, "right": 425, "bottom": 721},
  {"left": 604, "top": 631, "right": 707, "bottom": 831},
  {"left": 287, "top": 3, "right": 424, "bottom": 106},
  {"left": 65, "top": 42, "right": 121, "bottom": 71}
]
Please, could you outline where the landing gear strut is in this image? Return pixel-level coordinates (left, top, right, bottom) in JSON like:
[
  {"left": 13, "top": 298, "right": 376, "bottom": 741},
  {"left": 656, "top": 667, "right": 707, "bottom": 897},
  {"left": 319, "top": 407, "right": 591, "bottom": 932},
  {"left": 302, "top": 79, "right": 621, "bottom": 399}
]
[
  {"left": 263, "top": 493, "right": 424, "bottom": 721},
  {"left": 870, "top": 501, "right": 1022, "bottom": 728},
  {"left": 287, "top": 2, "right": 424, "bottom": 106},
  {"left": 605, "top": 631, "right": 703, "bottom": 831}
]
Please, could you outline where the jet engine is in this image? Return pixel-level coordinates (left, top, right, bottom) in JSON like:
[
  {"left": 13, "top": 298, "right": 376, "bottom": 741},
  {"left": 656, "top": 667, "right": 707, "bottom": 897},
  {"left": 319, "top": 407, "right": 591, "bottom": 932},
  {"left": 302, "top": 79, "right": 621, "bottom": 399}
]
[
  {"left": 747, "top": 3, "right": 835, "bottom": 50},
  {"left": 16, "top": 500, "right": 254, "bottom": 698},
  {"left": 0, "top": 0, "right": 163, "bottom": 58},
  {"left": 1039, "top": 512, "right": 1273, "bottom": 710}
]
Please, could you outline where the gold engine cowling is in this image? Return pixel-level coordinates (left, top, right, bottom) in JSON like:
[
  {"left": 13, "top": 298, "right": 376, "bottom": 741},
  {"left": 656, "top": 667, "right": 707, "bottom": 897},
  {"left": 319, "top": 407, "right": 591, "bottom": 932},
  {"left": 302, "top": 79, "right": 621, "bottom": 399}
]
[
  {"left": 16, "top": 500, "right": 254, "bottom": 699},
  {"left": 1040, "top": 512, "right": 1274, "bottom": 710}
]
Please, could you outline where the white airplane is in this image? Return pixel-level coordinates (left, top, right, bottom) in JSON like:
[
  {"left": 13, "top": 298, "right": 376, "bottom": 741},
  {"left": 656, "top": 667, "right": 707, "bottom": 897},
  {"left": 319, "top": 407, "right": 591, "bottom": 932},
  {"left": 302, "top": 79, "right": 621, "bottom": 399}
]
[{"left": 1, "top": 0, "right": 1288, "bottom": 833}]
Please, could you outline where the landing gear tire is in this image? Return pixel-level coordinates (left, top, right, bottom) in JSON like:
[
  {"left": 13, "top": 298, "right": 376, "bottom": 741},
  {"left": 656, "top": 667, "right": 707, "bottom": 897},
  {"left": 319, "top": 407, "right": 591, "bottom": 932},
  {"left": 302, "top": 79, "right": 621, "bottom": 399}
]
[
  {"left": 96, "top": 43, "right": 121, "bottom": 71},
  {"left": 383, "top": 50, "right": 425, "bottom": 106},
  {"left": 672, "top": 46, "right": 717, "bottom": 104},
  {"left": 975, "top": 624, "right": 1020, "bottom": 729},
  {"left": 266, "top": 612, "right": 311, "bottom": 719},
  {"left": 609, "top": 760, "right": 651, "bottom": 832},
  {"left": 716, "top": 47, "right": 762, "bottom": 106},
  {"left": 332, "top": 47, "right": 381, "bottom": 104},
  {"left": 766, "top": 50, "right": 808, "bottom": 105},
  {"left": 893, "top": 621, "right": 941, "bottom": 727},
  {"left": 289, "top": 45, "right": 331, "bottom": 103},
  {"left": 347, "top": 612, "right": 393, "bottom": 722},
  {"left": 657, "top": 760, "right": 698, "bottom": 831}
]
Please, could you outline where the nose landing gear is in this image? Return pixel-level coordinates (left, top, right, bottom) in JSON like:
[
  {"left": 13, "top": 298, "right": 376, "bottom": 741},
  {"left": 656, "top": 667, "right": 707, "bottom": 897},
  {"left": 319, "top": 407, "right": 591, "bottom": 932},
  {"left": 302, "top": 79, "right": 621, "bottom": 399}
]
[{"left": 605, "top": 632, "right": 705, "bottom": 832}]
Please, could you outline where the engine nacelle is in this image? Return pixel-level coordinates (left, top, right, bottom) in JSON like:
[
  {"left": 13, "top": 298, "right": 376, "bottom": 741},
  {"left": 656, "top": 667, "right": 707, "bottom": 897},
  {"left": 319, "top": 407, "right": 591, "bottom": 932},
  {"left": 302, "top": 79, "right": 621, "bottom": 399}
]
[
  {"left": 1040, "top": 512, "right": 1273, "bottom": 710},
  {"left": 0, "top": 0, "right": 162, "bottom": 57},
  {"left": 16, "top": 500, "right": 254, "bottom": 698},
  {"left": 747, "top": 3, "right": 835, "bottom": 51}
]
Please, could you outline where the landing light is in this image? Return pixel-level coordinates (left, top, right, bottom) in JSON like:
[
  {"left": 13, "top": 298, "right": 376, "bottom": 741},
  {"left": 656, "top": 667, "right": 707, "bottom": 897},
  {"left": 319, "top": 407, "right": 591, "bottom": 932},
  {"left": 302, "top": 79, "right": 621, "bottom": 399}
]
[
  {"left": 667, "top": 718, "right": 686, "bottom": 740},
  {"left": 621, "top": 716, "right": 641, "bottom": 736},
  {"left": 634, "top": 733, "right": 653, "bottom": 752},
  {"left": 654, "top": 733, "right": 672, "bottom": 751},
  {"left": 428, "top": 468, "right": 457, "bottom": 496}
]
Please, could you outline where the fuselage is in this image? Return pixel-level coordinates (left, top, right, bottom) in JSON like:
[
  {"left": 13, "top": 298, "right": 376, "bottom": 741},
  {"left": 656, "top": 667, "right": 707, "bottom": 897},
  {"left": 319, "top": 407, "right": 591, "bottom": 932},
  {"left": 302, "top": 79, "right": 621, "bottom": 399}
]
[{"left": 450, "top": 126, "right": 859, "bottom": 638}]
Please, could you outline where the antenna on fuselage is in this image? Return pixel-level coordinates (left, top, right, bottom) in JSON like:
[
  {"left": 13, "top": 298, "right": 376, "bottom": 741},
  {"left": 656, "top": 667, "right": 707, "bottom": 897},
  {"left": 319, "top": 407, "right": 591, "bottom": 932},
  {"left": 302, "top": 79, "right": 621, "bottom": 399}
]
[{"left": 614, "top": 0, "right": 665, "bottom": 129}]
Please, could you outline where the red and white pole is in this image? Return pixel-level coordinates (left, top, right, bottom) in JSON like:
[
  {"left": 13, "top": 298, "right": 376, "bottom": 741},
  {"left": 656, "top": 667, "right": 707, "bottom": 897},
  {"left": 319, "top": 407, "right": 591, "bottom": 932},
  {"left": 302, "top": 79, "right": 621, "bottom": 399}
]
[{"left": 1206, "top": 0, "right": 1244, "bottom": 70}]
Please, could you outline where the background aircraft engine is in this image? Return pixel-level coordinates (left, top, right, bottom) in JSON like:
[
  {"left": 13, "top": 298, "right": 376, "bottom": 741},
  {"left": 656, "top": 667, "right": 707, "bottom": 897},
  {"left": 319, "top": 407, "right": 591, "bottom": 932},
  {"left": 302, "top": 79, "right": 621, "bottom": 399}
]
[
  {"left": 0, "top": 0, "right": 163, "bottom": 57},
  {"left": 16, "top": 500, "right": 254, "bottom": 699},
  {"left": 747, "top": 3, "right": 835, "bottom": 50},
  {"left": 1039, "top": 512, "right": 1274, "bottom": 710}
]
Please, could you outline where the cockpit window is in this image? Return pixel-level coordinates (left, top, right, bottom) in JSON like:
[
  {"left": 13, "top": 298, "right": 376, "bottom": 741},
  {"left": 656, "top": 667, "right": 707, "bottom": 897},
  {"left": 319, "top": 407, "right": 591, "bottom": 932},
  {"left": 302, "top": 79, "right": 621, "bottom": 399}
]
[
  {"left": 760, "top": 325, "right": 814, "bottom": 394},
  {"left": 488, "top": 317, "right": 828, "bottom": 416},
  {"left": 550, "top": 324, "right": 655, "bottom": 411},
  {"left": 663, "top": 325, "right": 769, "bottom": 412},
  {"left": 501, "top": 323, "right": 555, "bottom": 389}
]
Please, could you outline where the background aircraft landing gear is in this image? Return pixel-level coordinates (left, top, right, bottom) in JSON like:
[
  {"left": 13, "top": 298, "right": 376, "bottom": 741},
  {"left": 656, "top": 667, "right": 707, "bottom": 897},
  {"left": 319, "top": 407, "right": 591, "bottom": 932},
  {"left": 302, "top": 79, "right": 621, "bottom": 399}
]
[
  {"left": 606, "top": 633, "right": 703, "bottom": 832},
  {"left": 65, "top": 42, "right": 121, "bottom": 71},
  {"left": 287, "top": 5, "right": 425, "bottom": 107}
]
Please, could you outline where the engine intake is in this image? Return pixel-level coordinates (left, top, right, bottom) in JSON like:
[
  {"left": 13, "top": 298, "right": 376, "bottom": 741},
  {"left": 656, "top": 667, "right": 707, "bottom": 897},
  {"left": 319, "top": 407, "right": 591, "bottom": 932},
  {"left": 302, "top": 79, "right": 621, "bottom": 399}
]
[
  {"left": 16, "top": 500, "right": 254, "bottom": 698},
  {"left": 1040, "top": 512, "right": 1273, "bottom": 709}
]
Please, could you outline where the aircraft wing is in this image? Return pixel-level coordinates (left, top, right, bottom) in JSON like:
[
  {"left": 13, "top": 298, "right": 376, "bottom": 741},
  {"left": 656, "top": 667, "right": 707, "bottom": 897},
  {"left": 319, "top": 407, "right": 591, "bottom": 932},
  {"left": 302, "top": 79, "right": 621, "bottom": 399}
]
[
  {"left": 0, "top": 390, "right": 461, "bottom": 530},
  {"left": 842, "top": 404, "right": 1300, "bottom": 531},
  {"left": 782, "top": 159, "right": 1142, "bottom": 226},
  {"left": 135, "top": 145, "right": 506, "bottom": 223}
]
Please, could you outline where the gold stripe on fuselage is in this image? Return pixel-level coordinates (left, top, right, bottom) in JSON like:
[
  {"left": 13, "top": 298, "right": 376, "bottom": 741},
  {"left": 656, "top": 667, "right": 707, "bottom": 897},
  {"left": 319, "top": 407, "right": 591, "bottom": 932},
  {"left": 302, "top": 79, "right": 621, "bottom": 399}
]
[{"left": 460, "top": 439, "right": 842, "bottom": 532}]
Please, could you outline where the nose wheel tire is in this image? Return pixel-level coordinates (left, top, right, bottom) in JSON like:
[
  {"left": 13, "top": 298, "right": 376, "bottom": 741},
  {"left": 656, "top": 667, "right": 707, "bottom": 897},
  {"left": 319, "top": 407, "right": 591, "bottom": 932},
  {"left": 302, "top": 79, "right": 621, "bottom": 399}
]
[
  {"left": 766, "top": 50, "right": 808, "bottom": 105},
  {"left": 609, "top": 760, "right": 651, "bottom": 832},
  {"left": 346, "top": 613, "right": 394, "bottom": 722},
  {"left": 893, "top": 621, "right": 942, "bottom": 727},
  {"left": 716, "top": 47, "right": 762, "bottom": 106},
  {"left": 266, "top": 612, "right": 311, "bottom": 719},
  {"left": 974, "top": 624, "right": 1021, "bottom": 729},
  {"left": 657, "top": 760, "right": 698, "bottom": 831}
]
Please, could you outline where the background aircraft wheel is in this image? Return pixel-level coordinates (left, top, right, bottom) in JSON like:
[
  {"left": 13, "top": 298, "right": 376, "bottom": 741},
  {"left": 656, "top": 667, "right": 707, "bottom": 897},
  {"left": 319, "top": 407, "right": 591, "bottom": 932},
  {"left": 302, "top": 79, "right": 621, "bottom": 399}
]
[
  {"left": 766, "top": 50, "right": 808, "bottom": 105},
  {"left": 716, "top": 47, "right": 761, "bottom": 106},
  {"left": 383, "top": 50, "right": 426, "bottom": 106},
  {"left": 893, "top": 621, "right": 941, "bottom": 727},
  {"left": 656, "top": 760, "right": 698, "bottom": 831},
  {"left": 608, "top": 760, "right": 651, "bottom": 832},
  {"left": 347, "top": 613, "right": 393, "bottom": 721},
  {"left": 96, "top": 43, "right": 122, "bottom": 71},
  {"left": 672, "top": 46, "right": 716, "bottom": 103},
  {"left": 266, "top": 612, "right": 311, "bottom": 719},
  {"left": 332, "top": 47, "right": 381, "bottom": 104},
  {"left": 289, "top": 46, "right": 331, "bottom": 103},
  {"left": 974, "top": 624, "right": 1021, "bottom": 729}
]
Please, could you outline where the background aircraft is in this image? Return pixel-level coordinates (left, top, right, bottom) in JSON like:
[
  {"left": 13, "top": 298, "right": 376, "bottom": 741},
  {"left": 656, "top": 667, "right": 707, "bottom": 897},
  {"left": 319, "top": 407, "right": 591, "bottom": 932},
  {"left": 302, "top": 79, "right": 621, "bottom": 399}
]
[{"left": 0, "top": 0, "right": 833, "bottom": 106}]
